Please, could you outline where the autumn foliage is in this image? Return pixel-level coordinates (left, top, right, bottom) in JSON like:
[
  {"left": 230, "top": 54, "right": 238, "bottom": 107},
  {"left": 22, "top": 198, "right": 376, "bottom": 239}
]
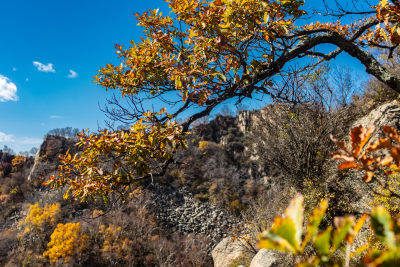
[
  {"left": 255, "top": 124, "right": 400, "bottom": 265},
  {"left": 20, "top": 202, "right": 61, "bottom": 235},
  {"left": 40, "top": 0, "right": 400, "bottom": 202},
  {"left": 45, "top": 109, "right": 186, "bottom": 201},
  {"left": 43, "top": 222, "right": 88, "bottom": 263},
  {"left": 257, "top": 193, "right": 400, "bottom": 266},
  {"left": 332, "top": 125, "right": 400, "bottom": 186}
]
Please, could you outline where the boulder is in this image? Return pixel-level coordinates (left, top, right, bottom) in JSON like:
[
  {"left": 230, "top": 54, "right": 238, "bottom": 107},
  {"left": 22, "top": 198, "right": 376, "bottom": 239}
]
[
  {"left": 212, "top": 237, "right": 253, "bottom": 267},
  {"left": 249, "top": 249, "right": 290, "bottom": 267}
]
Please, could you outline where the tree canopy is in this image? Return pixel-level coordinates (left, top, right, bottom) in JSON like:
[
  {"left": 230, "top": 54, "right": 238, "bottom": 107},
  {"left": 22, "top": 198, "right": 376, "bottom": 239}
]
[{"left": 46, "top": 0, "right": 400, "bottom": 201}]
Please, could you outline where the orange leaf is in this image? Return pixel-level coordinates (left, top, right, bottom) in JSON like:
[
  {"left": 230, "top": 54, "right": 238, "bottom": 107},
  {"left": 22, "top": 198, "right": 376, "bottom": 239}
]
[
  {"left": 391, "top": 147, "right": 400, "bottom": 165},
  {"left": 330, "top": 135, "right": 349, "bottom": 153},
  {"left": 383, "top": 126, "right": 400, "bottom": 143},
  {"left": 377, "top": 155, "right": 393, "bottom": 167},
  {"left": 366, "top": 137, "right": 392, "bottom": 153},
  {"left": 339, "top": 161, "right": 359, "bottom": 170},
  {"left": 331, "top": 153, "right": 355, "bottom": 162},
  {"left": 350, "top": 125, "right": 375, "bottom": 158},
  {"left": 363, "top": 171, "right": 374, "bottom": 183}
]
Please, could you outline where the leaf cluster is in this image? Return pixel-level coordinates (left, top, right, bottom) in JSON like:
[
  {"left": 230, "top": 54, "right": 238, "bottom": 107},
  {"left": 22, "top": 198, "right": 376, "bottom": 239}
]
[
  {"left": 44, "top": 109, "right": 186, "bottom": 201},
  {"left": 332, "top": 125, "right": 400, "bottom": 186},
  {"left": 258, "top": 193, "right": 400, "bottom": 266},
  {"left": 258, "top": 195, "right": 366, "bottom": 266}
]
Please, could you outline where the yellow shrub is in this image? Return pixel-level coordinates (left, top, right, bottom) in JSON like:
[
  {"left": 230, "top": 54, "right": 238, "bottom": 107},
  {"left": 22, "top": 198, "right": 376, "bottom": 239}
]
[
  {"left": 12, "top": 155, "right": 26, "bottom": 171},
  {"left": 198, "top": 140, "right": 221, "bottom": 155},
  {"left": 91, "top": 209, "right": 104, "bottom": 218},
  {"left": 99, "top": 224, "right": 133, "bottom": 260},
  {"left": 12, "top": 155, "right": 26, "bottom": 166},
  {"left": 198, "top": 140, "right": 211, "bottom": 150},
  {"left": 43, "top": 222, "right": 88, "bottom": 263},
  {"left": 21, "top": 202, "right": 61, "bottom": 234},
  {"left": 372, "top": 172, "right": 400, "bottom": 214}
]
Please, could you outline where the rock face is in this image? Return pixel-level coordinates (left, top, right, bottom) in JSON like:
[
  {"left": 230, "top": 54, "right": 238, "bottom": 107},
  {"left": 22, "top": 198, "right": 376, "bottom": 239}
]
[
  {"left": 211, "top": 237, "right": 253, "bottom": 267},
  {"left": 352, "top": 100, "right": 400, "bottom": 130},
  {"left": 27, "top": 135, "right": 78, "bottom": 181},
  {"left": 336, "top": 100, "right": 400, "bottom": 214}
]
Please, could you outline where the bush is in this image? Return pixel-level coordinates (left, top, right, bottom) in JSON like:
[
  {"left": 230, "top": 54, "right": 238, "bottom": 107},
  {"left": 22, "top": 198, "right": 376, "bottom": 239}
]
[
  {"left": 43, "top": 222, "right": 88, "bottom": 264},
  {"left": 247, "top": 103, "right": 338, "bottom": 188}
]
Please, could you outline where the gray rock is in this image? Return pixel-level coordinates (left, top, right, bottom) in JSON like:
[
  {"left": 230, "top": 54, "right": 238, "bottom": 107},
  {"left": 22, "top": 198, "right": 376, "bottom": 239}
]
[
  {"left": 212, "top": 237, "right": 254, "bottom": 267},
  {"left": 249, "top": 249, "right": 284, "bottom": 267},
  {"left": 352, "top": 100, "right": 400, "bottom": 132}
]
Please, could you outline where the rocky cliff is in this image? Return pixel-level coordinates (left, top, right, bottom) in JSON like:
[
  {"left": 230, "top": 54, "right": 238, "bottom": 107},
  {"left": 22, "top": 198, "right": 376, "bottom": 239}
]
[{"left": 27, "top": 135, "right": 78, "bottom": 181}]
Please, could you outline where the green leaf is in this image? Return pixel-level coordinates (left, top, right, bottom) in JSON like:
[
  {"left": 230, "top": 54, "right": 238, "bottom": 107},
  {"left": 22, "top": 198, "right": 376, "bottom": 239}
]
[
  {"left": 332, "top": 217, "right": 354, "bottom": 250},
  {"left": 274, "top": 218, "right": 298, "bottom": 251},
  {"left": 314, "top": 227, "right": 332, "bottom": 256},
  {"left": 259, "top": 231, "right": 297, "bottom": 253},
  {"left": 284, "top": 194, "right": 304, "bottom": 251},
  {"left": 260, "top": 195, "right": 304, "bottom": 253},
  {"left": 371, "top": 206, "right": 396, "bottom": 249},
  {"left": 302, "top": 199, "right": 328, "bottom": 251}
]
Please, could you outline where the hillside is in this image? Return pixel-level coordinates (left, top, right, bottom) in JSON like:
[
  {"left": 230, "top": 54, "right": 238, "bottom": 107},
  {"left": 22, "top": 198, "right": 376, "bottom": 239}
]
[{"left": 1, "top": 95, "right": 399, "bottom": 266}]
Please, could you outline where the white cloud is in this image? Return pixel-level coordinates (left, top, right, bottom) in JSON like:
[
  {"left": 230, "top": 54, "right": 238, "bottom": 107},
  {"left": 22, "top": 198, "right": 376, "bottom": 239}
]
[
  {"left": 0, "top": 132, "right": 14, "bottom": 142},
  {"left": 12, "top": 67, "right": 17, "bottom": 71},
  {"left": 0, "top": 75, "right": 18, "bottom": 102},
  {"left": 50, "top": 115, "right": 62, "bottom": 119},
  {"left": 0, "top": 132, "right": 42, "bottom": 152},
  {"left": 33, "top": 61, "right": 55, "bottom": 73},
  {"left": 18, "top": 137, "right": 42, "bottom": 145},
  {"left": 67, "top": 69, "right": 78, "bottom": 78}
]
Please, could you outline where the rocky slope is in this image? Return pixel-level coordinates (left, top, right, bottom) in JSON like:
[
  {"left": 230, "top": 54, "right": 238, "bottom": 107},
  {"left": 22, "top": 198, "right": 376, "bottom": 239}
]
[
  {"left": 4, "top": 100, "right": 400, "bottom": 266},
  {"left": 211, "top": 100, "right": 400, "bottom": 266}
]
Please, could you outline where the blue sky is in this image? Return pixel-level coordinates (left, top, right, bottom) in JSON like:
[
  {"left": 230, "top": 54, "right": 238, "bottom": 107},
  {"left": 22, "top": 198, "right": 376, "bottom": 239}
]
[
  {"left": 0, "top": 0, "right": 372, "bottom": 153},
  {"left": 0, "top": 0, "right": 170, "bottom": 152}
]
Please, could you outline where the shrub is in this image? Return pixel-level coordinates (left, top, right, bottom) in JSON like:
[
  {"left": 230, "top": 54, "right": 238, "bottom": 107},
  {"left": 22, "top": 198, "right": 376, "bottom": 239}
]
[
  {"left": 98, "top": 224, "right": 134, "bottom": 264},
  {"left": 0, "top": 229, "right": 17, "bottom": 261},
  {"left": 247, "top": 103, "right": 339, "bottom": 188},
  {"left": 21, "top": 202, "right": 61, "bottom": 235},
  {"left": 11, "top": 155, "right": 27, "bottom": 172},
  {"left": 372, "top": 172, "right": 400, "bottom": 215},
  {"left": 43, "top": 222, "right": 88, "bottom": 264}
]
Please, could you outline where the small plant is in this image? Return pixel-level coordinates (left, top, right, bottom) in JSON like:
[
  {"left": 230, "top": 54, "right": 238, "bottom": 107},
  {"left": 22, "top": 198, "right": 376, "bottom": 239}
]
[
  {"left": 332, "top": 125, "right": 400, "bottom": 212},
  {"left": 257, "top": 125, "right": 400, "bottom": 266},
  {"left": 258, "top": 194, "right": 400, "bottom": 266},
  {"left": 258, "top": 195, "right": 366, "bottom": 266},
  {"left": 363, "top": 206, "right": 400, "bottom": 266}
]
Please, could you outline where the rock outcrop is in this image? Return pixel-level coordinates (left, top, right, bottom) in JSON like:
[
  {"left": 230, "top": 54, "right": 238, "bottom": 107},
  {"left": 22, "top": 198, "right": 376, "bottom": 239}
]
[
  {"left": 352, "top": 100, "right": 400, "bottom": 129},
  {"left": 27, "top": 135, "right": 78, "bottom": 181}
]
